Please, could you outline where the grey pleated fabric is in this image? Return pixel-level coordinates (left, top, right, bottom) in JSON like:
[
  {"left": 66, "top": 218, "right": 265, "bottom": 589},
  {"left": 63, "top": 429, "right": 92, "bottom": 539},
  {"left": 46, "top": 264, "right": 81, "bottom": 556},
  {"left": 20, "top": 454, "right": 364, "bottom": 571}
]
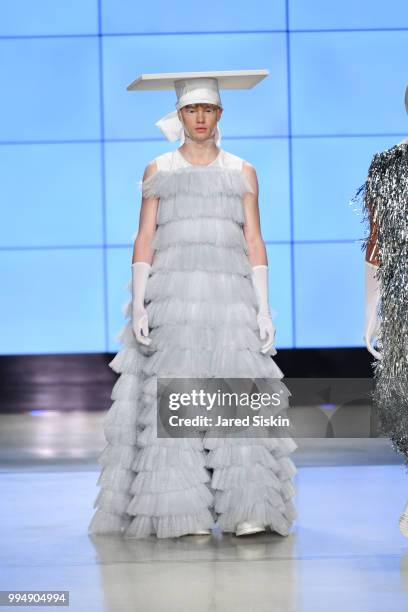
[{"left": 88, "top": 149, "right": 298, "bottom": 539}]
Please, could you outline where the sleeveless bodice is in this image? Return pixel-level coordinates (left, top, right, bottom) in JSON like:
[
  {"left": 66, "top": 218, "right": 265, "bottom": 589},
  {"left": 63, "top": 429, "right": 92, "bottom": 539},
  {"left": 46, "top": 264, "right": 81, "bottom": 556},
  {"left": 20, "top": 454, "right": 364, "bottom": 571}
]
[{"left": 152, "top": 147, "right": 247, "bottom": 172}]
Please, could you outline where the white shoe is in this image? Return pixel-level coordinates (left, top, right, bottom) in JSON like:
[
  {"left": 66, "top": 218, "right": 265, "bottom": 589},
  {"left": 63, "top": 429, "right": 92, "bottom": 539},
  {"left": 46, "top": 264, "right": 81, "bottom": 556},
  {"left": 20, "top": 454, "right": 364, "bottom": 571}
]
[
  {"left": 236, "top": 521, "right": 266, "bottom": 536},
  {"left": 399, "top": 502, "right": 408, "bottom": 538},
  {"left": 186, "top": 529, "right": 212, "bottom": 535}
]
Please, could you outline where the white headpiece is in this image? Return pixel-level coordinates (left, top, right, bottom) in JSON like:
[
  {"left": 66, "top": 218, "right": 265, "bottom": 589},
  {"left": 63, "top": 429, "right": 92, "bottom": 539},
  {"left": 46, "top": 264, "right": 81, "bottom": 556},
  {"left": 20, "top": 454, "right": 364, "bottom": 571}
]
[{"left": 127, "top": 69, "right": 270, "bottom": 145}]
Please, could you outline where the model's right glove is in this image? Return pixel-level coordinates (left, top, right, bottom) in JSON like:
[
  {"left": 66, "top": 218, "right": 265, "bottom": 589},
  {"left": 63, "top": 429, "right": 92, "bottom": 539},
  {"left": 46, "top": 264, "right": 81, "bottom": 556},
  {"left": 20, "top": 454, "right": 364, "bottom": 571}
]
[
  {"left": 364, "top": 260, "right": 382, "bottom": 360},
  {"left": 131, "top": 261, "right": 152, "bottom": 346}
]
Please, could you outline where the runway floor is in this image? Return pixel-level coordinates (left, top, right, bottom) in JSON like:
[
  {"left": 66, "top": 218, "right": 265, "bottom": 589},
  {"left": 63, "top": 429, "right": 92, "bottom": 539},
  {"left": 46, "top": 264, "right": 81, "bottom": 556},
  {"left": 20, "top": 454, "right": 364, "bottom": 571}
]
[{"left": 1, "top": 411, "right": 408, "bottom": 612}]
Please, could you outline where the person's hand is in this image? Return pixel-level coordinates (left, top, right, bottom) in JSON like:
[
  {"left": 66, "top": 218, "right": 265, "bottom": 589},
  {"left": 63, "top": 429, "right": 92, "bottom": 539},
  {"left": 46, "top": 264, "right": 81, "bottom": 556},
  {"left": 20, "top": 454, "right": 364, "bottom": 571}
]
[
  {"left": 132, "top": 305, "right": 151, "bottom": 346},
  {"left": 257, "top": 313, "right": 277, "bottom": 355},
  {"left": 251, "top": 265, "right": 278, "bottom": 355}
]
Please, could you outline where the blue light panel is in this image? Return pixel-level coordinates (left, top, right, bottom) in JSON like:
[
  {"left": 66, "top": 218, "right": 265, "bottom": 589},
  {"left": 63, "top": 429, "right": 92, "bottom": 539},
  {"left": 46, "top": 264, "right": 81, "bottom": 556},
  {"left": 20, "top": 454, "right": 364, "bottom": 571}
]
[{"left": 1, "top": 0, "right": 406, "bottom": 353}]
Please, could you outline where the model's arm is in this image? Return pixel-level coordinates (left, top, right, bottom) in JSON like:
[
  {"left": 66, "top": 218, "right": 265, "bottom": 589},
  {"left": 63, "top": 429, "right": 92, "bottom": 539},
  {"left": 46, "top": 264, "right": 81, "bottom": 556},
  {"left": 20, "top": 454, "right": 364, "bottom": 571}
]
[
  {"left": 131, "top": 161, "right": 159, "bottom": 346},
  {"left": 364, "top": 198, "right": 382, "bottom": 359},
  {"left": 132, "top": 161, "right": 160, "bottom": 265},
  {"left": 241, "top": 162, "right": 276, "bottom": 354},
  {"left": 241, "top": 162, "right": 268, "bottom": 266},
  {"left": 365, "top": 200, "right": 381, "bottom": 267}
]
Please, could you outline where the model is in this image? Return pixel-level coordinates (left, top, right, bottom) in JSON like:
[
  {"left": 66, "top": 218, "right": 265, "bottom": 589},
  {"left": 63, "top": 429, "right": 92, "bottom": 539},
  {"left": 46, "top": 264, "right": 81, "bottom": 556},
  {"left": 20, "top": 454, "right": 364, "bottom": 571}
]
[
  {"left": 88, "top": 69, "right": 298, "bottom": 539},
  {"left": 359, "top": 84, "right": 408, "bottom": 536}
]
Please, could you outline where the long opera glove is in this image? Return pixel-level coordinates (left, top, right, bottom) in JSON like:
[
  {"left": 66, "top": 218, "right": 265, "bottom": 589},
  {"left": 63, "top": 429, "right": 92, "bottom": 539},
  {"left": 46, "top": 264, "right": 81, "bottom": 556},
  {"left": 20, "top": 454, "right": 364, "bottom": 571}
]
[
  {"left": 251, "top": 265, "right": 277, "bottom": 355},
  {"left": 131, "top": 261, "right": 152, "bottom": 346}
]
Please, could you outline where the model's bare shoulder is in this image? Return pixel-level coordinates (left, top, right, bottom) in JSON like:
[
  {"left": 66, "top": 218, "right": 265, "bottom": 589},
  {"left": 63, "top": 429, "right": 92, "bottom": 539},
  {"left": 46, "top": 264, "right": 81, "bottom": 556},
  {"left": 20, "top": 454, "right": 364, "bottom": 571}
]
[
  {"left": 222, "top": 149, "right": 246, "bottom": 170},
  {"left": 241, "top": 160, "right": 259, "bottom": 195},
  {"left": 242, "top": 159, "right": 255, "bottom": 169},
  {"left": 222, "top": 149, "right": 255, "bottom": 172},
  {"left": 242, "top": 160, "right": 256, "bottom": 172},
  {"left": 153, "top": 150, "right": 174, "bottom": 172},
  {"left": 143, "top": 159, "right": 158, "bottom": 181},
  {"left": 143, "top": 149, "right": 176, "bottom": 180},
  {"left": 139, "top": 160, "right": 160, "bottom": 201}
]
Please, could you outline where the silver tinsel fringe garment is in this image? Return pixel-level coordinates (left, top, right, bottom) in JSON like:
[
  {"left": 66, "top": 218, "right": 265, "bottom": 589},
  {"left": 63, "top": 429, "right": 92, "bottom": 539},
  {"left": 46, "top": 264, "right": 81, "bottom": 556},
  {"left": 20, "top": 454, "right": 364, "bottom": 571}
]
[
  {"left": 353, "top": 141, "right": 408, "bottom": 469},
  {"left": 88, "top": 160, "right": 298, "bottom": 538}
]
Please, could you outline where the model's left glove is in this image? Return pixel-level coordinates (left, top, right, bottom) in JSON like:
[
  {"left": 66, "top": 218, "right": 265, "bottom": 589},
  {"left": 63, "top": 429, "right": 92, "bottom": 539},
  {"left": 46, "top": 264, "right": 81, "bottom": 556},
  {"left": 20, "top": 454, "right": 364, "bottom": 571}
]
[
  {"left": 132, "top": 261, "right": 152, "bottom": 346},
  {"left": 251, "top": 265, "right": 277, "bottom": 355}
]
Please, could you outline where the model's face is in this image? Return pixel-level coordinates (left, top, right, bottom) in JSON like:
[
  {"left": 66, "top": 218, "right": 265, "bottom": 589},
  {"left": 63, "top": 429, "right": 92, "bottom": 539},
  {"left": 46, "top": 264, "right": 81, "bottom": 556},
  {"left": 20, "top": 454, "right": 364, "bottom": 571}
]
[{"left": 178, "top": 103, "right": 223, "bottom": 142}]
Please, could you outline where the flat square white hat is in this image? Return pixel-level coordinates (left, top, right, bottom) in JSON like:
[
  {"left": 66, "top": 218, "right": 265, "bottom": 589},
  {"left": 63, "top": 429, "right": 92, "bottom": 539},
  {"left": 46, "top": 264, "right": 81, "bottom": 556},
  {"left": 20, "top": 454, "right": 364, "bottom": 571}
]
[
  {"left": 127, "top": 69, "right": 269, "bottom": 92},
  {"left": 126, "top": 69, "right": 269, "bottom": 145}
]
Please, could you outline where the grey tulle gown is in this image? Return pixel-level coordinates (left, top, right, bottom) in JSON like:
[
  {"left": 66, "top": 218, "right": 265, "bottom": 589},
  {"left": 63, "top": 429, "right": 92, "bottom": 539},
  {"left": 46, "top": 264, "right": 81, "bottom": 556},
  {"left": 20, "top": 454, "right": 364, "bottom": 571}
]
[{"left": 88, "top": 147, "right": 298, "bottom": 539}]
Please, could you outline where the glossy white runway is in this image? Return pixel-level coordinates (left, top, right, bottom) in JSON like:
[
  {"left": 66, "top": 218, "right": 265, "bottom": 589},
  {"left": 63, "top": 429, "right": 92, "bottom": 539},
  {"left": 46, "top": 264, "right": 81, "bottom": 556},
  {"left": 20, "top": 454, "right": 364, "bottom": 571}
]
[{"left": 1, "top": 412, "right": 408, "bottom": 612}]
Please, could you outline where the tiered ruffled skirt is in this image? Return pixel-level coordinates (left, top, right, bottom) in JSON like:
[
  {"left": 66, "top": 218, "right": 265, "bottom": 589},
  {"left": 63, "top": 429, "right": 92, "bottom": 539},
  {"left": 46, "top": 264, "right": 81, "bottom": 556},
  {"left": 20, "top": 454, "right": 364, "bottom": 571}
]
[{"left": 88, "top": 166, "right": 298, "bottom": 538}]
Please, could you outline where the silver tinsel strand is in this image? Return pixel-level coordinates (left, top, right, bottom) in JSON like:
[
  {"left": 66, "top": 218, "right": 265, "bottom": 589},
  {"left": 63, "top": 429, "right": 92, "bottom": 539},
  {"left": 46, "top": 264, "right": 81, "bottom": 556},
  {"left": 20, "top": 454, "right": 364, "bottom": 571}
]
[{"left": 351, "top": 142, "right": 408, "bottom": 470}]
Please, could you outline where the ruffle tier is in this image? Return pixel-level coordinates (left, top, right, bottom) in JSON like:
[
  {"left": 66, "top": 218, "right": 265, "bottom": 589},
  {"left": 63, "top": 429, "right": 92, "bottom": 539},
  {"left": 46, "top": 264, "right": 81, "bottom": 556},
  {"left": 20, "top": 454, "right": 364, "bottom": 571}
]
[
  {"left": 118, "top": 319, "right": 261, "bottom": 352},
  {"left": 147, "top": 299, "right": 258, "bottom": 330},
  {"left": 151, "top": 243, "right": 252, "bottom": 276},
  {"left": 143, "top": 270, "right": 257, "bottom": 305},
  {"left": 124, "top": 509, "right": 215, "bottom": 539},
  {"left": 151, "top": 217, "right": 249, "bottom": 252},
  {"left": 141, "top": 166, "right": 254, "bottom": 200},
  {"left": 139, "top": 345, "right": 284, "bottom": 379},
  {"left": 150, "top": 216, "right": 248, "bottom": 254}
]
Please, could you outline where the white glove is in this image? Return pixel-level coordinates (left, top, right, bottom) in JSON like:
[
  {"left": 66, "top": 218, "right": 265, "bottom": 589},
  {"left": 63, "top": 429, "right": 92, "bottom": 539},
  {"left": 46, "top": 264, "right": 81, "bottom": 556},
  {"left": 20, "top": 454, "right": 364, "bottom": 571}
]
[
  {"left": 364, "top": 260, "right": 382, "bottom": 360},
  {"left": 251, "top": 265, "right": 277, "bottom": 355},
  {"left": 132, "top": 261, "right": 152, "bottom": 346}
]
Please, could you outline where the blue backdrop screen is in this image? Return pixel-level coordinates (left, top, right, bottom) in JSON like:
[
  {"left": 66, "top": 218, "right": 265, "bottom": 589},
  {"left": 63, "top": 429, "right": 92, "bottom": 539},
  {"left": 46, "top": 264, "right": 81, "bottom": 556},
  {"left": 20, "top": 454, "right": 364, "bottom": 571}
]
[{"left": 1, "top": 0, "right": 407, "bottom": 354}]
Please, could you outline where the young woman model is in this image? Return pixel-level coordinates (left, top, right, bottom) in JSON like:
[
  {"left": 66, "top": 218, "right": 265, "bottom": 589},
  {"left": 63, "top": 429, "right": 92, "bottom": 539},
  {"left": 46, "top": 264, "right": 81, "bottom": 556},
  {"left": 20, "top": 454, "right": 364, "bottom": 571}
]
[{"left": 88, "top": 70, "right": 298, "bottom": 539}]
